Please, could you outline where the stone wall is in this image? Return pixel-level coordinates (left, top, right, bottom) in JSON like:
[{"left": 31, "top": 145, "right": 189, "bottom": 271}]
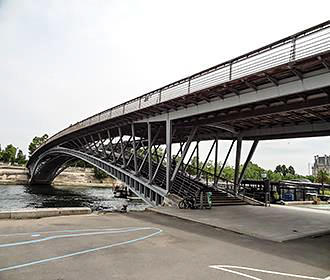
[
  {"left": 0, "top": 165, "right": 28, "bottom": 185},
  {"left": 0, "top": 165, "right": 119, "bottom": 187}
]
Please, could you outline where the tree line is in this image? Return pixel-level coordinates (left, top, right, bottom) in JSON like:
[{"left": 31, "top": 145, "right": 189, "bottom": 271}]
[
  {"left": 174, "top": 154, "right": 329, "bottom": 184},
  {"left": 1, "top": 135, "right": 329, "bottom": 185},
  {"left": 0, "top": 134, "right": 48, "bottom": 166}
]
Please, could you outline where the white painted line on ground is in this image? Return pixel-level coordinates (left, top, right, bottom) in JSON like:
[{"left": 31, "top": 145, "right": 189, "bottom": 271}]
[
  {"left": 0, "top": 227, "right": 136, "bottom": 237},
  {"left": 209, "top": 265, "right": 327, "bottom": 280},
  {"left": 0, "top": 227, "right": 152, "bottom": 248},
  {"left": 0, "top": 227, "right": 162, "bottom": 272}
]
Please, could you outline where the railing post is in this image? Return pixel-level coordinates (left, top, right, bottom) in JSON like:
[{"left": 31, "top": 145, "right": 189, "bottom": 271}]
[
  {"left": 229, "top": 61, "right": 233, "bottom": 81},
  {"left": 188, "top": 77, "right": 191, "bottom": 94},
  {"left": 290, "top": 36, "right": 297, "bottom": 62}
]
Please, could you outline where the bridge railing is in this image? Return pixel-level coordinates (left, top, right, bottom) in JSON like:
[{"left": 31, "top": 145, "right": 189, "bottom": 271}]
[{"left": 37, "top": 21, "right": 330, "bottom": 150}]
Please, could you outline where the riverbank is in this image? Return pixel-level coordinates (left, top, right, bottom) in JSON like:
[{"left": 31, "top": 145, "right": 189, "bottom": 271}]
[{"left": 0, "top": 165, "right": 118, "bottom": 187}]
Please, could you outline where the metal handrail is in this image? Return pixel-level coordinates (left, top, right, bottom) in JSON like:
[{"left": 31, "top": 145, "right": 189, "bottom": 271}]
[{"left": 36, "top": 21, "right": 330, "bottom": 151}]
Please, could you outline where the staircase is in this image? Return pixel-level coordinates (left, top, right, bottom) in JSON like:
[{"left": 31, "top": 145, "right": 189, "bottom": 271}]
[
  {"left": 113, "top": 147, "right": 246, "bottom": 207},
  {"left": 203, "top": 190, "right": 247, "bottom": 206}
]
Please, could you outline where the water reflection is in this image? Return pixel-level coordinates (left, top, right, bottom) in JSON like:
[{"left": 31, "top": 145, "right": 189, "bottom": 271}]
[{"left": 0, "top": 185, "right": 147, "bottom": 211}]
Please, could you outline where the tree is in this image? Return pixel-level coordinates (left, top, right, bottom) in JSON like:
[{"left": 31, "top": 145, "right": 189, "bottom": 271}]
[
  {"left": 305, "top": 175, "right": 315, "bottom": 183},
  {"left": 221, "top": 166, "right": 235, "bottom": 181},
  {"left": 274, "top": 164, "right": 289, "bottom": 177},
  {"left": 275, "top": 165, "right": 283, "bottom": 174},
  {"left": 28, "top": 134, "right": 48, "bottom": 156},
  {"left": 316, "top": 169, "right": 329, "bottom": 195},
  {"left": 288, "top": 165, "right": 295, "bottom": 175},
  {"left": 281, "top": 165, "right": 288, "bottom": 176},
  {"left": 243, "top": 162, "right": 264, "bottom": 180},
  {"left": 0, "top": 145, "right": 3, "bottom": 161},
  {"left": 93, "top": 167, "right": 109, "bottom": 180},
  {"left": 1, "top": 144, "right": 17, "bottom": 164},
  {"left": 15, "top": 150, "right": 27, "bottom": 165}
]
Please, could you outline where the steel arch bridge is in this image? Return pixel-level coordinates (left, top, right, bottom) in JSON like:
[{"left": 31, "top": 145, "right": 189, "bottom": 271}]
[{"left": 28, "top": 21, "right": 330, "bottom": 206}]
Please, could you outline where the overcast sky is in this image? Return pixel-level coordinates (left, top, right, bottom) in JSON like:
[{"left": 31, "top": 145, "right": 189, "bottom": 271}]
[{"left": 0, "top": 0, "right": 329, "bottom": 175}]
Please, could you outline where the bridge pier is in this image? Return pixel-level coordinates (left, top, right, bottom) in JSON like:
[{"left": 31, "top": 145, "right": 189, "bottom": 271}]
[
  {"left": 234, "top": 136, "right": 242, "bottom": 195},
  {"left": 166, "top": 117, "right": 172, "bottom": 192}
]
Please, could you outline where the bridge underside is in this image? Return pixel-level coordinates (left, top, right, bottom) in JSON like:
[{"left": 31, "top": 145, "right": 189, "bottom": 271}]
[{"left": 28, "top": 24, "right": 330, "bottom": 206}]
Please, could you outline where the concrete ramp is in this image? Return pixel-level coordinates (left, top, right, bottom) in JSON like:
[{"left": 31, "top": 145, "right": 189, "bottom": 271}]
[{"left": 150, "top": 205, "right": 330, "bottom": 242}]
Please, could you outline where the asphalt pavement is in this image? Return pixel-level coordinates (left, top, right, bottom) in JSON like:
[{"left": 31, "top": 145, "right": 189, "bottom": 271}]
[{"left": 0, "top": 212, "right": 329, "bottom": 280}]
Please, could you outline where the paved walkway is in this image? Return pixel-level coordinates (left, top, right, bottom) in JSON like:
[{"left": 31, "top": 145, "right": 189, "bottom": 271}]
[
  {"left": 1, "top": 213, "right": 329, "bottom": 279},
  {"left": 150, "top": 204, "right": 330, "bottom": 242}
]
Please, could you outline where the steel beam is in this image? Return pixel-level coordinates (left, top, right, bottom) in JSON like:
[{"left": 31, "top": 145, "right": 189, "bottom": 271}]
[
  {"left": 171, "top": 126, "right": 198, "bottom": 182},
  {"left": 197, "top": 139, "right": 216, "bottom": 179},
  {"left": 184, "top": 141, "right": 198, "bottom": 172},
  {"left": 238, "top": 140, "right": 259, "bottom": 185},
  {"left": 106, "top": 130, "right": 116, "bottom": 162},
  {"left": 234, "top": 136, "right": 242, "bottom": 195},
  {"left": 166, "top": 117, "right": 172, "bottom": 192},
  {"left": 214, "top": 135, "right": 218, "bottom": 183},
  {"left": 151, "top": 147, "right": 167, "bottom": 183},
  {"left": 118, "top": 127, "right": 126, "bottom": 167},
  {"left": 131, "top": 123, "right": 138, "bottom": 173},
  {"left": 148, "top": 123, "right": 152, "bottom": 183},
  {"left": 215, "top": 139, "right": 235, "bottom": 185},
  {"left": 97, "top": 133, "right": 108, "bottom": 159}
]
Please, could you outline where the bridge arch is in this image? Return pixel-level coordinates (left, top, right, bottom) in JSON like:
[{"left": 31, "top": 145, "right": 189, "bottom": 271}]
[{"left": 30, "top": 147, "right": 166, "bottom": 206}]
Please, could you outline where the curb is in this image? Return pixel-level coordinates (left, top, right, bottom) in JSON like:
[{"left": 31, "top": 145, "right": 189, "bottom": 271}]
[{"left": 0, "top": 207, "right": 92, "bottom": 219}]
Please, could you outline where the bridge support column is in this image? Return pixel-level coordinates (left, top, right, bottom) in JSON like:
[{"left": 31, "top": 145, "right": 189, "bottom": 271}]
[
  {"left": 131, "top": 123, "right": 138, "bottom": 173},
  {"left": 238, "top": 140, "right": 259, "bottom": 185},
  {"left": 148, "top": 122, "right": 152, "bottom": 183},
  {"left": 234, "top": 136, "right": 242, "bottom": 196},
  {"left": 214, "top": 140, "right": 235, "bottom": 186},
  {"left": 166, "top": 117, "right": 172, "bottom": 192},
  {"left": 171, "top": 126, "right": 198, "bottom": 182}
]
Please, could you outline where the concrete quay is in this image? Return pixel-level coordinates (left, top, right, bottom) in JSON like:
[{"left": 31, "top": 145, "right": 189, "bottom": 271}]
[{"left": 0, "top": 207, "right": 91, "bottom": 219}]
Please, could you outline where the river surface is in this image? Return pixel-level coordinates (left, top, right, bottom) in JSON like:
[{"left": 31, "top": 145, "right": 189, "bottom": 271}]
[{"left": 0, "top": 185, "right": 147, "bottom": 211}]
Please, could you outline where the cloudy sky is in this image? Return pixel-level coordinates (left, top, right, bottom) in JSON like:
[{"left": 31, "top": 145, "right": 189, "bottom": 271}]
[{"left": 0, "top": 0, "right": 329, "bottom": 175}]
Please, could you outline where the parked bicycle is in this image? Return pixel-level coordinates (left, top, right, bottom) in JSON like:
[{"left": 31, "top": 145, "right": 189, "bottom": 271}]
[{"left": 178, "top": 196, "right": 197, "bottom": 209}]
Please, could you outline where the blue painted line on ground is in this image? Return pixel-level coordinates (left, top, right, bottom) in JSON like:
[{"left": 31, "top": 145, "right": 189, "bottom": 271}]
[{"left": 0, "top": 227, "right": 162, "bottom": 273}]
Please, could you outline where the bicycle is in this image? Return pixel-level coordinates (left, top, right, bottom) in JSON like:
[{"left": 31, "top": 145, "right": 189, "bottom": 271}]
[{"left": 178, "top": 196, "right": 197, "bottom": 209}]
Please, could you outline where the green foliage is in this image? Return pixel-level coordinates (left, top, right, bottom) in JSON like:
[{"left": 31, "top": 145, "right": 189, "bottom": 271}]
[
  {"left": 288, "top": 165, "right": 295, "bottom": 175},
  {"left": 15, "top": 149, "right": 27, "bottom": 165},
  {"left": 274, "top": 164, "right": 295, "bottom": 177},
  {"left": 1, "top": 144, "right": 17, "bottom": 164},
  {"left": 93, "top": 167, "right": 109, "bottom": 180},
  {"left": 151, "top": 147, "right": 164, "bottom": 162},
  {"left": 28, "top": 134, "right": 48, "bottom": 156},
  {"left": 221, "top": 165, "right": 235, "bottom": 181},
  {"left": 0, "top": 145, "right": 28, "bottom": 166},
  {"left": 70, "top": 160, "right": 92, "bottom": 168},
  {"left": 316, "top": 169, "right": 330, "bottom": 185},
  {"left": 305, "top": 175, "right": 315, "bottom": 182}
]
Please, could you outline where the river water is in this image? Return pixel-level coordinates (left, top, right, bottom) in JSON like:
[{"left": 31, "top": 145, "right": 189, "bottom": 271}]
[{"left": 0, "top": 185, "right": 147, "bottom": 211}]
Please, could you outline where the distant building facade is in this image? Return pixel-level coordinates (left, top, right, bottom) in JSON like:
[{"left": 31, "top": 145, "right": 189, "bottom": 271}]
[{"left": 312, "top": 155, "right": 330, "bottom": 176}]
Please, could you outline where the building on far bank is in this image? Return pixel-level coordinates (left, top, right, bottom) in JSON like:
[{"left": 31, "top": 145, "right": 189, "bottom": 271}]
[{"left": 312, "top": 155, "right": 330, "bottom": 176}]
